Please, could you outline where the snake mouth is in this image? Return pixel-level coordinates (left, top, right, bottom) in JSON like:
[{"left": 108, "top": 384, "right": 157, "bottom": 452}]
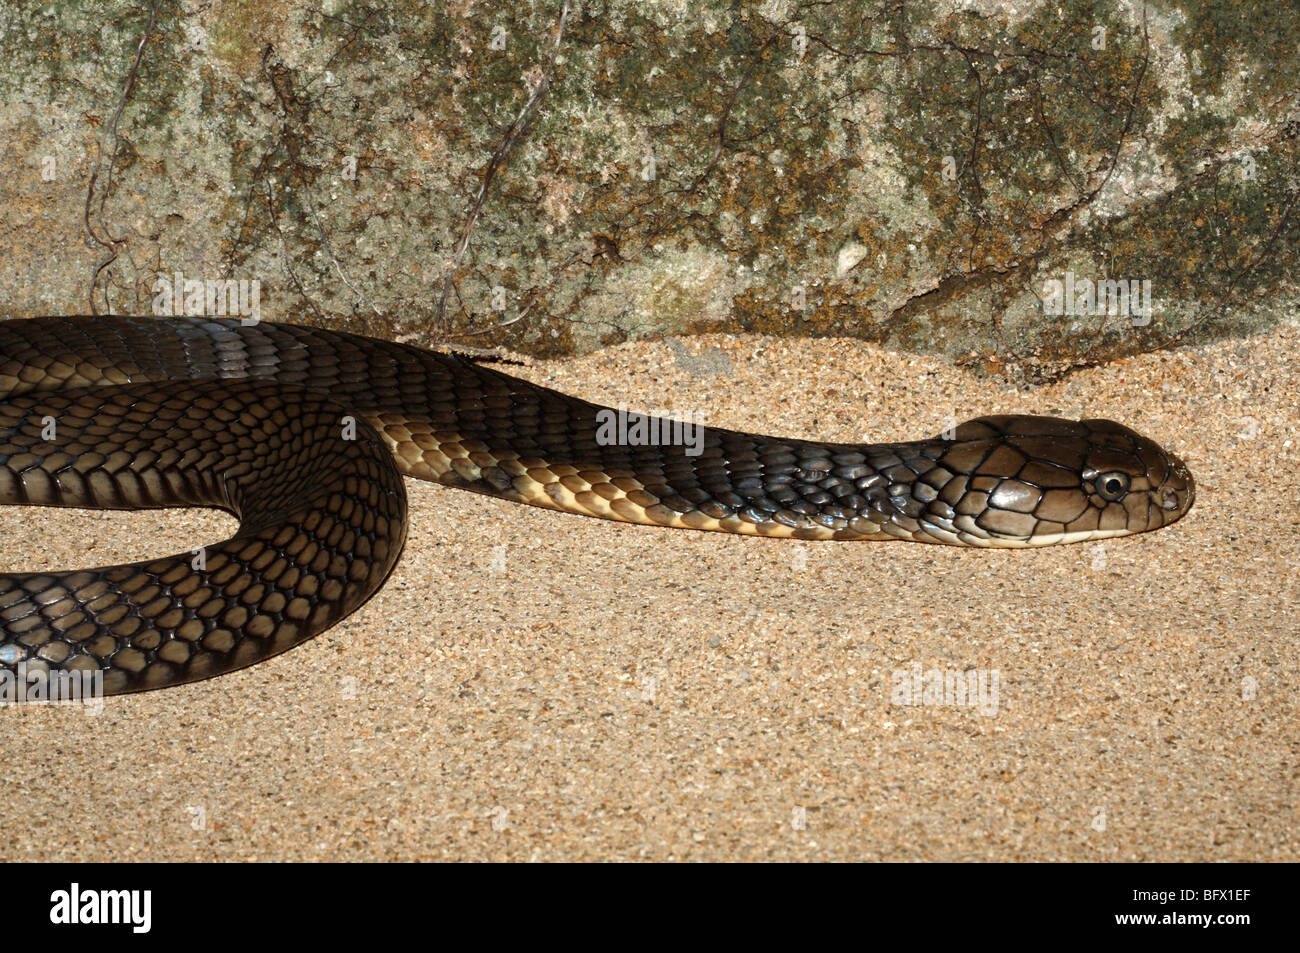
[{"left": 1156, "top": 453, "right": 1195, "bottom": 518}]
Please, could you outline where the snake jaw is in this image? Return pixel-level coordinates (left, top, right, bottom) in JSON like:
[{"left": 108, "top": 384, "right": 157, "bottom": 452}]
[{"left": 1153, "top": 452, "right": 1195, "bottom": 520}]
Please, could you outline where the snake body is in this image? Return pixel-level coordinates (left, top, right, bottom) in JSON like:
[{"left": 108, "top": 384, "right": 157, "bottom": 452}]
[{"left": 0, "top": 316, "right": 1194, "bottom": 695}]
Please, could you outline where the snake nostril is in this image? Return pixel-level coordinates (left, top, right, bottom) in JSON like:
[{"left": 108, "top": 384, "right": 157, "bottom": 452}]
[{"left": 1161, "top": 488, "right": 1179, "bottom": 510}]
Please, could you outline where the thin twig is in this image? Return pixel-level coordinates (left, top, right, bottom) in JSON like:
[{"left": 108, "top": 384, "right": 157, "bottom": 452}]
[
  {"left": 264, "top": 177, "right": 325, "bottom": 320},
  {"left": 434, "top": 1, "right": 569, "bottom": 336},
  {"left": 84, "top": 0, "right": 160, "bottom": 315},
  {"left": 432, "top": 341, "right": 532, "bottom": 366},
  {"left": 301, "top": 176, "right": 383, "bottom": 316},
  {"left": 448, "top": 299, "right": 535, "bottom": 337},
  {"left": 262, "top": 48, "right": 382, "bottom": 317}
]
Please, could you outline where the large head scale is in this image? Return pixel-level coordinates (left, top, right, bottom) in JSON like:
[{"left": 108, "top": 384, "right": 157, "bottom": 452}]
[{"left": 923, "top": 415, "right": 1194, "bottom": 547}]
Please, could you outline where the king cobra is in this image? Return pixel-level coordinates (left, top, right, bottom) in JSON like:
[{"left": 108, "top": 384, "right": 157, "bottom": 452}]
[{"left": 0, "top": 316, "right": 1194, "bottom": 696}]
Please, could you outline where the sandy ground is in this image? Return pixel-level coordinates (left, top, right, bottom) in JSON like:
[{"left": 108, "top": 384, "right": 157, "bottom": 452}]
[{"left": 1, "top": 326, "right": 1297, "bottom": 862}]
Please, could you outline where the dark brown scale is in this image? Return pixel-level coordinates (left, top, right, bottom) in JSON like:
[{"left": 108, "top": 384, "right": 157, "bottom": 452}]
[{"left": 0, "top": 376, "right": 405, "bottom": 695}]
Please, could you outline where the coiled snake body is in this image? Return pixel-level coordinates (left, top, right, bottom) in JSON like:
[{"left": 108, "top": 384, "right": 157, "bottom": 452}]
[{"left": 0, "top": 317, "right": 1194, "bottom": 696}]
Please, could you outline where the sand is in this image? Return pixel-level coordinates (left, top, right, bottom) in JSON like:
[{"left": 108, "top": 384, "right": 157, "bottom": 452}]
[{"left": 1, "top": 326, "right": 1297, "bottom": 861}]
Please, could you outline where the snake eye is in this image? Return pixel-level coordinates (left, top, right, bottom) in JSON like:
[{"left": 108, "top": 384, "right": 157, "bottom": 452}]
[{"left": 1095, "top": 471, "right": 1130, "bottom": 501}]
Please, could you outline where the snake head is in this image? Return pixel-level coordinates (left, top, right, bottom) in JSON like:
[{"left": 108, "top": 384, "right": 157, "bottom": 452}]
[{"left": 931, "top": 415, "right": 1195, "bottom": 546}]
